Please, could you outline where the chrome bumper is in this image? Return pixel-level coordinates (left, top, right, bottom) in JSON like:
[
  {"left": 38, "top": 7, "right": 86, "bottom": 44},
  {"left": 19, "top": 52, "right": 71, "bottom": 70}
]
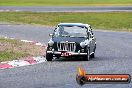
[{"left": 47, "top": 51, "right": 87, "bottom": 55}]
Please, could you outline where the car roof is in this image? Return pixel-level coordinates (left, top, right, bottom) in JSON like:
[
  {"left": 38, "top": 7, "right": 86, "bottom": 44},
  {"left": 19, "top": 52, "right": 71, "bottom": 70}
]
[{"left": 58, "top": 23, "right": 90, "bottom": 28}]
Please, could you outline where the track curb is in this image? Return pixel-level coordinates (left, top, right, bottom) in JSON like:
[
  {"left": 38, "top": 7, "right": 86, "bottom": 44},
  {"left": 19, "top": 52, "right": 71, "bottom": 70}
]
[{"left": 0, "top": 37, "right": 47, "bottom": 69}]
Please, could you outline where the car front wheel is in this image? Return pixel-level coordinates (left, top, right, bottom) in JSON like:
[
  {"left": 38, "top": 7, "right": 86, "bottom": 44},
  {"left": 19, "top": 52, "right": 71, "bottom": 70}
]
[
  {"left": 46, "top": 53, "right": 53, "bottom": 61},
  {"left": 90, "top": 53, "right": 95, "bottom": 58},
  {"left": 84, "top": 47, "right": 90, "bottom": 61},
  {"left": 90, "top": 45, "right": 96, "bottom": 58}
]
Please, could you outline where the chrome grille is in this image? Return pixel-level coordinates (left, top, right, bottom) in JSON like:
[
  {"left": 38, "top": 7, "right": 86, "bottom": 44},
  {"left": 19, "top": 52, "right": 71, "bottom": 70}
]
[{"left": 57, "top": 42, "right": 76, "bottom": 52}]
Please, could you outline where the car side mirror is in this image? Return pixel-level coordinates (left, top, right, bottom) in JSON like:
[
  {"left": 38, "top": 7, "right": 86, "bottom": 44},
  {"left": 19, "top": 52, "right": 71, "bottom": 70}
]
[{"left": 84, "top": 36, "right": 88, "bottom": 39}]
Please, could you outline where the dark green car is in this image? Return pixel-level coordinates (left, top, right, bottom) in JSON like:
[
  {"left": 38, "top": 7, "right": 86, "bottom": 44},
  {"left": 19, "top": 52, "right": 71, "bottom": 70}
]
[{"left": 46, "top": 23, "right": 96, "bottom": 61}]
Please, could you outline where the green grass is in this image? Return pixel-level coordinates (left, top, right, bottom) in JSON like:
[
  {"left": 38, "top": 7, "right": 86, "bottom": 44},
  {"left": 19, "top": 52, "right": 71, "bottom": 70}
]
[
  {"left": 0, "top": 51, "right": 29, "bottom": 62},
  {"left": 0, "top": 12, "right": 132, "bottom": 32},
  {"left": 0, "top": 0, "right": 132, "bottom": 6},
  {"left": 0, "top": 38, "right": 44, "bottom": 62},
  {"left": 0, "top": 38, "right": 28, "bottom": 62},
  {"left": 0, "top": 38, "right": 22, "bottom": 45}
]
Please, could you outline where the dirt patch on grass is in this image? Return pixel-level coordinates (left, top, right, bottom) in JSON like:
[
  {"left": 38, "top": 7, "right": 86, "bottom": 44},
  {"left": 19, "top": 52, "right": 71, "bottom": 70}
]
[{"left": 0, "top": 38, "right": 46, "bottom": 62}]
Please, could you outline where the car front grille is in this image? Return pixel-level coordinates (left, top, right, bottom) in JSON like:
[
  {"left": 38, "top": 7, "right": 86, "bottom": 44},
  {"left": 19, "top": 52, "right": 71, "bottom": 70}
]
[{"left": 57, "top": 42, "right": 76, "bottom": 52}]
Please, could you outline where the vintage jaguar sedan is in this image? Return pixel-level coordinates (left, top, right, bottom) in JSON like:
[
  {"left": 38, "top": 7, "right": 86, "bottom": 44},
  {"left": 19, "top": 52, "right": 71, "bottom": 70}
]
[{"left": 46, "top": 23, "right": 96, "bottom": 61}]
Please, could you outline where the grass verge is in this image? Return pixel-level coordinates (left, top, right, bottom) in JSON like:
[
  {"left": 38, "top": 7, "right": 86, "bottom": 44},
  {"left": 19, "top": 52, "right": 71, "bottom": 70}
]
[
  {"left": 0, "top": 38, "right": 45, "bottom": 62},
  {"left": 0, "top": 0, "right": 132, "bottom": 6},
  {"left": 0, "top": 12, "right": 132, "bottom": 32}
]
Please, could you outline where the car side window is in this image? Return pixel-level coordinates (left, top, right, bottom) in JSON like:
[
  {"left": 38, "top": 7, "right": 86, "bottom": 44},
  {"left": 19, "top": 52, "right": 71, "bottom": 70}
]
[
  {"left": 87, "top": 27, "right": 92, "bottom": 39},
  {"left": 89, "top": 26, "right": 94, "bottom": 38},
  {"left": 89, "top": 31, "right": 92, "bottom": 38},
  {"left": 91, "top": 29, "right": 94, "bottom": 35}
]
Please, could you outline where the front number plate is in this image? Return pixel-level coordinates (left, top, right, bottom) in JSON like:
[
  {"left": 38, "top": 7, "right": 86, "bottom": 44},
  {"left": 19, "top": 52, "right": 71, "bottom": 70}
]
[{"left": 61, "top": 52, "right": 71, "bottom": 56}]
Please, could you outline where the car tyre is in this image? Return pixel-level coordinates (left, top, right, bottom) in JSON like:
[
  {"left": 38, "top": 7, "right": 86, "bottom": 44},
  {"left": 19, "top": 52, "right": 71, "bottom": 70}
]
[
  {"left": 90, "top": 53, "right": 95, "bottom": 58},
  {"left": 84, "top": 47, "right": 90, "bottom": 61},
  {"left": 90, "top": 45, "right": 96, "bottom": 58},
  {"left": 46, "top": 53, "right": 53, "bottom": 61}
]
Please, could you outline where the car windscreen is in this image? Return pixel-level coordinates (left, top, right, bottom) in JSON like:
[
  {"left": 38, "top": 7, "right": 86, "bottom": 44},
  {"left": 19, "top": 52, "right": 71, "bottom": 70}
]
[{"left": 54, "top": 25, "right": 88, "bottom": 37}]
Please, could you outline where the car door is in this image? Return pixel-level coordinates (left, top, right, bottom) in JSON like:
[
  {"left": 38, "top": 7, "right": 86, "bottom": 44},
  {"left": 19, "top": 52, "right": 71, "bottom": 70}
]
[
  {"left": 89, "top": 29, "right": 96, "bottom": 54},
  {"left": 88, "top": 31, "right": 93, "bottom": 54}
]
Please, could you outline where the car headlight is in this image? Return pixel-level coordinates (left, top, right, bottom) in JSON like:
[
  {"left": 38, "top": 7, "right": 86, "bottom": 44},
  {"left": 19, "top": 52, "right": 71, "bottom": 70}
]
[
  {"left": 80, "top": 42, "right": 86, "bottom": 48},
  {"left": 48, "top": 39, "right": 54, "bottom": 46},
  {"left": 80, "top": 39, "right": 89, "bottom": 48}
]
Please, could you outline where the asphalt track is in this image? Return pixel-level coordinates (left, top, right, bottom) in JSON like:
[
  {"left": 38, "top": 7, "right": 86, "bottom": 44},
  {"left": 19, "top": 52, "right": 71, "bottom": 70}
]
[
  {"left": 0, "top": 6, "right": 132, "bottom": 12},
  {"left": 0, "top": 24, "right": 132, "bottom": 88}
]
